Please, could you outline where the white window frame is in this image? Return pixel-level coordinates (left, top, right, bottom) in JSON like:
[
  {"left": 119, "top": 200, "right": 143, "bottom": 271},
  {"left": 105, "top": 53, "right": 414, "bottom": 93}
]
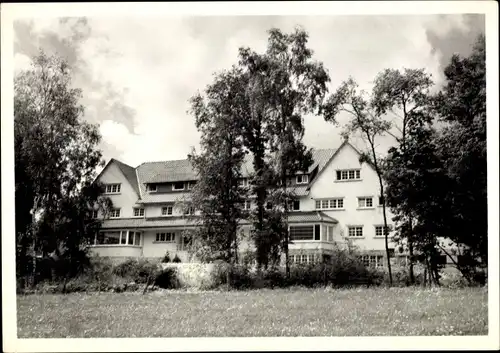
[
  {"left": 287, "top": 200, "right": 300, "bottom": 211},
  {"left": 93, "top": 230, "right": 141, "bottom": 246},
  {"left": 347, "top": 226, "right": 363, "bottom": 238},
  {"left": 133, "top": 208, "right": 145, "bottom": 217},
  {"left": 336, "top": 169, "right": 361, "bottom": 181},
  {"left": 374, "top": 225, "right": 392, "bottom": 237},
  {"left": 161, "top": 205, "right": 173, "bottom": 216},
  {"left": 296, "top": 174, "right": 309, "bottom": 184},
  {"left": 243, "top": 200, "right": 251, "bottom": 210},
  {"left": 238, "top": 178, "right": 248, "bottom": 187},
  {"left": 360, "top": 255, "right": 384, "bottom": 268},
  {"left": 187, "top": 181, "right": 195, "bottom": 190},
  {"left": 315, "top": 198, "right": 344, "bottom": 210},
  {"left": 155, "top": 232, "right": 176, "bottom": 243},
  {"left": 147, "top": 184, "right": 158, "bottom": 193},
  {"left": 357, "top": 197, "right": 374, "bottom": 209},
  {"left": 104, "top": 183, "right": 121, "bottom": 194},
  {"left": 184, "top": 206, "right": 195, "bottom": 216},
  {"left": 172, "top": 182, "right": 185, "bottom": 191},
  {"left": 109, "top": 208, "right": 121, "bottom": 218}
]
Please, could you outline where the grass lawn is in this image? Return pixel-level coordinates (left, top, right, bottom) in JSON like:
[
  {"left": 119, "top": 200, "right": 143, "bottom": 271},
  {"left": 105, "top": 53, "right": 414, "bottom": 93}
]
[{"left": 17, "top": 287, "right": 488, "bottom": 337}]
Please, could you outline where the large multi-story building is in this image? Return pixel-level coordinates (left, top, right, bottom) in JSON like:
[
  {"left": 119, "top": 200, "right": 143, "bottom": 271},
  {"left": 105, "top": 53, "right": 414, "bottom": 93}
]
[{"left": 90, "top": 140, "right": 448, "bottom": 267}]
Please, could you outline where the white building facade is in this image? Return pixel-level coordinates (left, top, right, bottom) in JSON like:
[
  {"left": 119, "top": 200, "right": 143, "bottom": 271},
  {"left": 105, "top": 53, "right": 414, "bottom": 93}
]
[{"left": 90, "top": 141, "right": 425, "bottom": 267}]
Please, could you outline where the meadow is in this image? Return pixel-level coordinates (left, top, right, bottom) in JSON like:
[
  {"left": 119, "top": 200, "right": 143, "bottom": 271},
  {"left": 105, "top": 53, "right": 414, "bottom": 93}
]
[{"left": 17, "top": 286, "right": 488, "bottom": 337}]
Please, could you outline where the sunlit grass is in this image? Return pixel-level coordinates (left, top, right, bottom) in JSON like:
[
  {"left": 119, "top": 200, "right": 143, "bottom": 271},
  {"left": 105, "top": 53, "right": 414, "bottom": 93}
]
[{"left": 17, "top": 287, "right": 487, "bottom": 337}]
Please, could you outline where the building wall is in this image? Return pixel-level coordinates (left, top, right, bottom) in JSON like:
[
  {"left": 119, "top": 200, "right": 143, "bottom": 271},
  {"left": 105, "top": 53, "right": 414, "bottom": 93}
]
[
  {"left": 142, "top": 230, "right": 190, "bottom": 261},
  {"left": 89, "top": 245, "right": 142, "bottom": 258},
  {"left": 306, "top": 143, "right": 397, "bottom": 252},
  {"left": 97, "top": 162, "right": 141, "bottom": 218}
]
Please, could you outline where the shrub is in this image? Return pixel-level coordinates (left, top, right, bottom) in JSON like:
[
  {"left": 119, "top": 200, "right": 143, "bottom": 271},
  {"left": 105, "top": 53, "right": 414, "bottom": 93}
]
[
  {"left": 172, "top": 254, "right": 182, "bottom": 263},
  {"left": 154, "top": 267, "right": 179, "bottom": 289},
  {"left": 111, "top": 258, "right": 158, "bottom": 284},
  {"left": 161, "top": 252, "right": 171, "bottom": 263}
]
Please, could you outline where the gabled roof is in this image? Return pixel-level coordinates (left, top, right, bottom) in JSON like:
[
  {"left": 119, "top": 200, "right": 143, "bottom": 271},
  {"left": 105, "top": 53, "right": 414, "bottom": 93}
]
[
  {"left": 101, "top": 146, "right": 340, "bottom": 203},
  {"left": 113, "top": 159, "right": 140, "bottom": 197},
  {"left": 95, "top": 158, "right": 140, "bottom": 197}
]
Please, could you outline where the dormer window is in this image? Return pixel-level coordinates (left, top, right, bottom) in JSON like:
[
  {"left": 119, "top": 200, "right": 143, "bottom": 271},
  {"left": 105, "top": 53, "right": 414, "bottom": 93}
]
[
  {"left": 296, "top": 174, "right": 308, "bottom": 184},
  {"left": 287, "top": 200, "right": 300, "bottom": 211},
  {"left": 187, "top": 181, "right": 196, "bottom": 190},
  {"left": 173, "top": 182, "right": 185, "bottom": 191},
  {"left": 104, "top": 183, "right": 121, "bottom": 194},
  {"left": 147, "top": 184, "right": 157, "bottom": 193}
]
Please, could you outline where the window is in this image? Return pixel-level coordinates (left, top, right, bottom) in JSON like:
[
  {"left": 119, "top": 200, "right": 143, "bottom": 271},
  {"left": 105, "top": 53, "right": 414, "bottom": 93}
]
[
  {"left": 238, "top": 178, "right": 248, "bottom": 187},
  {"left": 360, "top": 255, "right": 384, "bottom": 268},
  {"left": 327, "top": 226, "right": 334, "bottom": 242},
  {"left": 378, "top": 195, "right": 385, "bottom": 206},
  {"left": 173, "top": 182, "right": 185, "bottom": 191},
  {"left": 243, "top": 200, "right": 251, "bottom": 210},
  {"left": 358, "top": 197, "right": 373, "bottom": 208},
  {"left": 315, "top": 198, "right": 344, "bottom": 210},
  {"left": 289, "top": 225, "right": 314, "bottom": 241},
  {"left": 95, "top": 230, "right": 141, "bottom": 246},
  {"left": 314, "top": 224, "right": 320, "bottom": 241},
  {"left": 161, "top": 205, "right": 173, "bottom": 216},
  {"left": 92, "top": 210, "right": 98, "bottom": 219},
  {"left": 336, "top": 169, "right": 361, "bottom": 181},
  {"left": 155, "top": 232, "right": 175, "bottom": 242},
  {"left": 109, "top": 209, "right": 121, "bottom": 218},
  {"left": 133, "top": 208, "right": 144, "bottom": 217},
  {"left": 296, "top": 174, "right": 309, "bottom": 184},
  {"left": 147, "top": 184, "right": 157, "bottom": 193},
  {"left": 287, "top": 200, "right": 300, "bottom": 211},
  {"left": 105, "top": 183, "right": 121, "bottom": 194},
  {"left": 348, "top": 226, "right": 363, "bottom": 237},
  {"left": 184, "top": 206, "right": 195, "bottom": 216},
  {"left": 375, "top": 225, "right": 392, "bottom": 237}
]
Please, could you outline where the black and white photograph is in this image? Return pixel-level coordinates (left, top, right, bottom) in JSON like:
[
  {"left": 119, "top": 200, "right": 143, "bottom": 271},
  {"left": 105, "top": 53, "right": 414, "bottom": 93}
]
[{"left": 1, "top": 1, "right": 498, "bottom": 352}]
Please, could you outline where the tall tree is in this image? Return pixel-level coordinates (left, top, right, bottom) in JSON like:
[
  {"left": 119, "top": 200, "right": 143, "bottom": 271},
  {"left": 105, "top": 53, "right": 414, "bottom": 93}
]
[
  {"left": 433, "top": 34, "right": 487, "bottom": 267},
  {"left": 238, "top": 27, "right": 330, "bottom": 272},
  {"left": 323, "top": 78, "right": 394, "bottom": 285},
  {"left": 372, "top": 68, "right": 434, "bottom": 283},
  {"left": 264, "top": 27, "right": 329, "bottom": 276},
  {"left": 188, "top": 67, "right": 247, "bottom": 265},
  {"left": 15, "top": 50, "right": 107, "bottom": 286},
  {"left": 384, "top": 119, "right": 447, "bottom": 286}
]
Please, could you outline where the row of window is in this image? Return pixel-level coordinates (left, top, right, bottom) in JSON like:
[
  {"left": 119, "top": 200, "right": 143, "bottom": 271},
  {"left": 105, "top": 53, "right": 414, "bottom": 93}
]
[
  {"left": 96, "top": 206, "right": 194, "bottom": 219},
  {"left": 315, "top": 196, "right": 382, "bottom": 210},
  {"left": 348, "top": 225, "right": 393, "bottom": 238},
  {"left": 104, "top": 167, "right": 362, "bottom": 197},
  {"left": 288, "top": 254, "right": 319, "bottom": 265},
  {"left": 94, "top": 230, "right": 142, "bottom": 246},
  {"left": 147, "top": 181, "right": 196, "bottom": 193}
]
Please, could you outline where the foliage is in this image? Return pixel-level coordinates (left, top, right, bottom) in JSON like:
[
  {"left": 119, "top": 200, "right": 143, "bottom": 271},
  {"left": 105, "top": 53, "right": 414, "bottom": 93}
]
[
  {"left": 14, "top": 50, "right": 109, "bottom": 286},
  {"left": 161, "top": 251, "right": 171, "bottom": 263},
  {"left": 236, "top": 27, "right": 330, "bottom": 270},
  {"left": 384, "top": 34, "right": 487, "bottom": 284},
  {"left": 432, "top": 34, "right": 487, "bottom": 267},
  {"left": 172, "top": 254, "right": 182, "bottom": 263},
  {"left": 323, "top": 77, "right": 394, "bottom": 285},
  {"left": 372, "top": 67, "right": 434, "bottom": 284},
  {"left": 112, "top": 258, "right": 158, "bottom": 284},
  {"left": 153, "top": 268, "right": 180, "bottom": 289},
  {"left": 188, "top": 67, "right": 247, "bottom": 264}
]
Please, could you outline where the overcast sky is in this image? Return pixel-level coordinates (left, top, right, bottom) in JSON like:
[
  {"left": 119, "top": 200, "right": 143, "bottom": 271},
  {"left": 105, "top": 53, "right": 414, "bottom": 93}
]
[{"left": 13, "top": 14, "right": 484, "bottom": 168}]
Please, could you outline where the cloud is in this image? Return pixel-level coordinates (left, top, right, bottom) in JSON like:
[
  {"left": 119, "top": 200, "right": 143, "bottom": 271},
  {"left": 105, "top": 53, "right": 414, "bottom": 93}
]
[{"left": 13, "top": 14, "right": 485, "bottom": 167}]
